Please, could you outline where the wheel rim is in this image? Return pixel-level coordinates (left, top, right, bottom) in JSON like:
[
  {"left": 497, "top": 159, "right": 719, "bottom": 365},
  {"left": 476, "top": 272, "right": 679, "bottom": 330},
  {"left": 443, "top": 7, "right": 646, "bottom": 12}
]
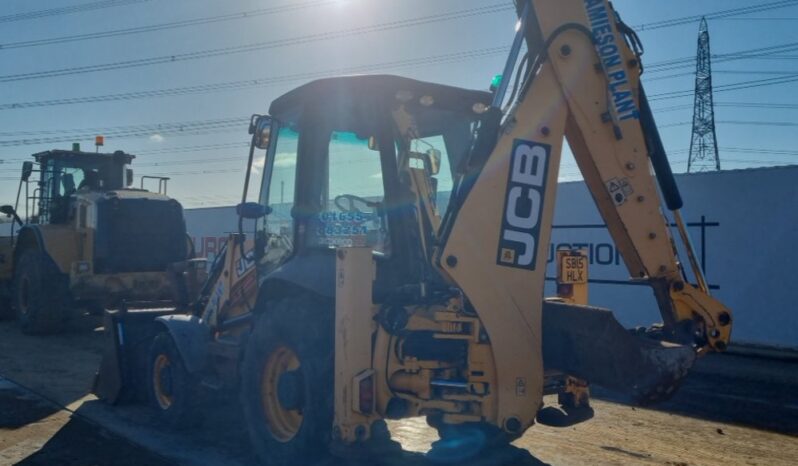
[
  {"left": 152, "top": 354, "right": 174, "bottom": 410},
  {"left": 18, "top": 276, "right": 30, "bottom": 316},
  {"left": 261, "top": 345, "right": 303, "bottom": 443}
]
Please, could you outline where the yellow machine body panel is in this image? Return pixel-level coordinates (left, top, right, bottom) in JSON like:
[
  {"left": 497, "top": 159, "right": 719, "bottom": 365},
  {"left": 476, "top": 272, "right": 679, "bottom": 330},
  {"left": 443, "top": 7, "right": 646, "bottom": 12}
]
[
  {"left": 201, "top": 234, "right": 258, "bottom": 328},
  {"left": 439, "top": 65, "right": 568, "bottom": 430},
  {"left": 36, "top": 224, "right": 83, "bottom": 275}
]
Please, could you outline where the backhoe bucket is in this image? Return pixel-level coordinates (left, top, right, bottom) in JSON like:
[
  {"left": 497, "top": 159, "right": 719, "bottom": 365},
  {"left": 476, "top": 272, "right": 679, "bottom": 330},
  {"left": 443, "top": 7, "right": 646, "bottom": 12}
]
[
  {"left": 542, "top": 300, "right": 696, "bottom": 404},
  {"left": 93, "top": 309, "right": 176, "bottom": 404}
]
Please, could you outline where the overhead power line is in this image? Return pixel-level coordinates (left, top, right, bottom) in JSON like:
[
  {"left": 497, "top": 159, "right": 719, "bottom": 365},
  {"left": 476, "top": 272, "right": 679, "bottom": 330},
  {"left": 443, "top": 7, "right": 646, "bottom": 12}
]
[
  {"left": 0, "top": 46, "right": 508, "bottom": 110},
  {"left": 0, "top": 154, "right": 249, "bottom": 172},
  {"left": 0, "top": 116, "right": 247, "bottom": 137},
  {"left": 0, "top": 0, "right": 153, "bottom": 24},
  {"left": 633, "top": 0, "right": 798, "bottom": 31},
  {"left": 713, "top": 16, "right": 798, "bottom": 21},
  {"left": 136, "top": 156, "right": 245, "bottom": 167},
  {"left": 0, "top": 116, "right": 249, "bottom": 147},
  {"left": 648, "top": 73, "right": 798, "bottom": 101},
  {"left": 0, "top": 3, "right": 513, "bottom": 83},
  {"left": 3, "top": 39, "right": 794, "bottom": 112},
  {"left": 733, "top": 54, "right": 798, "bottom": 59},
  {"left": 654, "top": 101, "right": 798, "bottom": 113},
  {"left": 140, "top": 168, "right": 244, "bottom": 177},
  {"left": 0, "top": 0, "right": 335, "bottom": 50},
  {"left": 718, "top": 120, "right": 798, "bottom": 127},
  {"left": 720, "top": 146, "right": 798, "bottom": 155},
  {"left": 660, "top": 119, "right": 798, "bottom": 129},
  {"left": 648, "top": 69, "right": 798, "bottom": 82},
  {"left": 134, "top": 141, "right": 250, "bottom": 155},
  {"left": 645, "top": 41, "right": 798, "bottom": 74},
  {"left": 5, "top": 0, "right": 784, "bottom": 52},
  {"left": 669, "top": 146, "right": 798, "bottom": 157}
]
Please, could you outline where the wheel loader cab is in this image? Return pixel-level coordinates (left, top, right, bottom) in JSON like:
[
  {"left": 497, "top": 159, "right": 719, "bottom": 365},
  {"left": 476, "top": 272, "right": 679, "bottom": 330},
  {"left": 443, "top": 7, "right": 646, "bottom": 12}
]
[
  {"left": 255, "top": 75, "right": 492, "bottom": 290},
  {"left": 29, "top": 150, "right": 133, "bottom": 225}
]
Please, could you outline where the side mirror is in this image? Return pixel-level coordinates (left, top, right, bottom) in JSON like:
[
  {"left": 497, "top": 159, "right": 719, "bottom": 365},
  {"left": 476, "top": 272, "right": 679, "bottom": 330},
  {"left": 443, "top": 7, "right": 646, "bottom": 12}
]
[
  {"left": 249, "top": 115, "right": 273, "bottom": 150},
  {"left": 21, "top": 161, "right": 33, "bottom": 182},
  {"left": 1, "top": 205, "right": 22, "bottom": 226},
  {"left": 126, "top": 169, "right": 134, "bottom": 187},
  {"left": 427, "top": 149, "right": 442, "bottom": 176},
  {"left": 237, "top": 202, "right": 272, "bottom": 220}
]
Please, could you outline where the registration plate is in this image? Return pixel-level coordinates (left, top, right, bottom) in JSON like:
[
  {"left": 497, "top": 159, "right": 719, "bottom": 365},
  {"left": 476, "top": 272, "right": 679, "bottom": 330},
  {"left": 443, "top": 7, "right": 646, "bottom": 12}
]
[{"left": 560, "top": 254, "right": 587, "bottom": 284}]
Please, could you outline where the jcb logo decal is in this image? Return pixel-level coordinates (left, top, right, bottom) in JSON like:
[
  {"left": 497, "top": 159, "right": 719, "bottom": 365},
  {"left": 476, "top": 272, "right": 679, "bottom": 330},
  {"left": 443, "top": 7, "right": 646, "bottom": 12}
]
[{"left": 496, "top": 139, "right": 550, "bottom": 270}]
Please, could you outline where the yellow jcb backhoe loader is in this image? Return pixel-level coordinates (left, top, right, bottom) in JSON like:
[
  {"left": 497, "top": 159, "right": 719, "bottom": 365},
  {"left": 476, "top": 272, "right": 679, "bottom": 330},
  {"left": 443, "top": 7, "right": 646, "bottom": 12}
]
[{"left": 95, "top": 0, "right": 732, "bottom": 463}]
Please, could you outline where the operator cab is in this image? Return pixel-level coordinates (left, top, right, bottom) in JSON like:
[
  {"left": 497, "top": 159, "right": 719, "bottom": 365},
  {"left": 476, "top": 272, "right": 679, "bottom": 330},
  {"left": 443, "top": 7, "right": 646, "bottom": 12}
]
[
  {"left": 248, "top": 75, "right": 491, "bottom": 292},
  {"left": 28, "top": 150, "right": 134, "bottom": 224}
]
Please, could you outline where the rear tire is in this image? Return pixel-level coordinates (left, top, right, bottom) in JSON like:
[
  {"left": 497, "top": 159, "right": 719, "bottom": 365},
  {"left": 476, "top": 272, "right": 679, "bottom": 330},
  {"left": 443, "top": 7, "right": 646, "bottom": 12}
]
[
  {"left": 240, "top": 295, "right": 334, "bottom": 466},
  {"left": 147, "top": 331, "right": 198, "bottom": 428},
  {"left": 13, "top": 249, "right": 72, "bottom": 335}
]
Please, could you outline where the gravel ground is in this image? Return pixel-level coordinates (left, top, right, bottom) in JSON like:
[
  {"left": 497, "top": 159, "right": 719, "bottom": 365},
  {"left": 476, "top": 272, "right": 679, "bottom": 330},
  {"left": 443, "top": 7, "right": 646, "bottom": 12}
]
[{"left": 0, "top": 316, "right": 796, "bottom": 465}]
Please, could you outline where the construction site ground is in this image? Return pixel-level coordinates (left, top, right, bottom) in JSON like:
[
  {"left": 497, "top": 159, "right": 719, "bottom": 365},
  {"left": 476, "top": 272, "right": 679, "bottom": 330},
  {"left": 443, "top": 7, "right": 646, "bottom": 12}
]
[{"left": 0, "top": 315, "right": 796, "bottom": 466}]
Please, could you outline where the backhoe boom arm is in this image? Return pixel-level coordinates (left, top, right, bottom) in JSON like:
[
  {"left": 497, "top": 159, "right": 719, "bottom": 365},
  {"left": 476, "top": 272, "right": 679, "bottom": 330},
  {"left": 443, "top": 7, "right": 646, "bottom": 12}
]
[{"left": 436, "top": 0, "right": 732, "bottom": 431}]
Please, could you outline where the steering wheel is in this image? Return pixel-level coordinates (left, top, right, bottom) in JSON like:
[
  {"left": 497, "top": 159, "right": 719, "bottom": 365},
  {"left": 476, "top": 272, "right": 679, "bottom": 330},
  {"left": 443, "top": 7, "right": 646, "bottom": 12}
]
[{"left": 334, "top": 194, "right": 378, "bottom": 213}]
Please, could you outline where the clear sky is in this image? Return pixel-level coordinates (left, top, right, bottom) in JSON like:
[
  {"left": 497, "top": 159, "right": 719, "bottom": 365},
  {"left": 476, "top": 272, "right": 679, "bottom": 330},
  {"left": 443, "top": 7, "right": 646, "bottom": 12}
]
[{"left": 0, "top": 0, "right": 796, "bottom": 208}]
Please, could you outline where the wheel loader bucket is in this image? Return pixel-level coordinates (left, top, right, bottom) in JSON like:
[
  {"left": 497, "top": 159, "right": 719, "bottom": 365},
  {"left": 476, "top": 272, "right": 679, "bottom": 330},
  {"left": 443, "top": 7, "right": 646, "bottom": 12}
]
[
  {"left": 542, "top": 300, "right": 696, "bottom": 404},
  {"left": 93, "top": 309, "right": 177, "bottom": 404}
]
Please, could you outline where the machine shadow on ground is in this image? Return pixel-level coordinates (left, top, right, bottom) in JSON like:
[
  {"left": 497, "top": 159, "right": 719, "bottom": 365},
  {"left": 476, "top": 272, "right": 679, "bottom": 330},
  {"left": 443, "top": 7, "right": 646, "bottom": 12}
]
[
  {"left": 71, "top": 395, "right": 551, "bottom": 466},
  {"left": 15, "top": 416, "right": 174, "bottom": 466},
  {"left": 0, "top": 380, "right": 60, "bottom": 430}
]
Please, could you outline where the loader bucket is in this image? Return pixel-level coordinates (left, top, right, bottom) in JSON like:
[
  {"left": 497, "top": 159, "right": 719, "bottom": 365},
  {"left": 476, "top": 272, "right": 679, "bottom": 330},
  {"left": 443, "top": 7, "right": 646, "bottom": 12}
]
[
  {"left": 93, "top": 309, "right": 178, "bottom": 404},
  {"left": 542, "top": 300, "right": 696, "bottom": 404}
]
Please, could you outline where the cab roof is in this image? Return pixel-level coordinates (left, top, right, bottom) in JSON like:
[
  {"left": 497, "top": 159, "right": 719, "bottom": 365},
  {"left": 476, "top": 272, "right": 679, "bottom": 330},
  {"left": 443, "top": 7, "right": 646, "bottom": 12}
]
[
  {"left": 32, "top": 149, "right": 135, "bottom": 165},
  {"left": 269, "top": 74, "right": 493, "bottom": 132}
]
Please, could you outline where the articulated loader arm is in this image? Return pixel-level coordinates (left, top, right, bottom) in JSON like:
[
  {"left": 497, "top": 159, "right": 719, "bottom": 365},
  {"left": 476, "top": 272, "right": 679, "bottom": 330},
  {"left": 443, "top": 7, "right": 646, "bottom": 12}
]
[{"left": 435, "top": 0, "right": 732, "bottom": 431}]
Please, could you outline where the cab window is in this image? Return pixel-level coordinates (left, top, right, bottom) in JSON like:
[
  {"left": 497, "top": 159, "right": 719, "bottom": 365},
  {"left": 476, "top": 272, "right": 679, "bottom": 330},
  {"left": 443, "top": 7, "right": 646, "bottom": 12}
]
[
  {"left": 261, "top": 125, "right": 299, "bottom": 248},
  {"left": 314, "top": 131, "right": 389, "bottom": 253}
]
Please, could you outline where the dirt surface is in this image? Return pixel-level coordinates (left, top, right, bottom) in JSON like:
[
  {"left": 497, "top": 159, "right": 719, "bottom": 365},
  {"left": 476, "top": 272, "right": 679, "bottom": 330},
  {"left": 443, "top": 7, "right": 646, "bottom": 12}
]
[{"left": 0, "top": 315, "right": 797, "bottom": 465}]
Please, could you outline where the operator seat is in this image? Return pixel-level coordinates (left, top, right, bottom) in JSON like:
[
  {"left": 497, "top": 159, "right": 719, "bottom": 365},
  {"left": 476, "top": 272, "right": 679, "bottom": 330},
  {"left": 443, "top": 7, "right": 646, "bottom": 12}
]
[
  {"left": 79, "top": 169, "right": 101, "bottom": 191},
  {"left": 50, "top": 174, "right": 76, "bottom": 224}
]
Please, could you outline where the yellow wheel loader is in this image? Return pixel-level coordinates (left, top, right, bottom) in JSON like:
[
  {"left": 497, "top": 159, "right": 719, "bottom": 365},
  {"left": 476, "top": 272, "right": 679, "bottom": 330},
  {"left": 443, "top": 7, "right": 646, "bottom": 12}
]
[
  {"left": 0, "top": 148, "right": 201, "bottom": 334},
  {"left": 96, "top": 0, "right": 732, "bottom": 463}
]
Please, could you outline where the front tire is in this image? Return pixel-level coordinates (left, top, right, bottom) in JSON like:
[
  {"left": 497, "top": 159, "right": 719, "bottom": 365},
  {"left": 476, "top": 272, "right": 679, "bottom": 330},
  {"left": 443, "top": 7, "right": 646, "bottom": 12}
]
[
  {"left": 147, "top": 332, "right": 197, "bottom": 428},
  {"left": 13, "top": 249, "right": 72, "bottom": 335},
  {"left": 240, "top": 296, "right": 334, "bottom": 466}
]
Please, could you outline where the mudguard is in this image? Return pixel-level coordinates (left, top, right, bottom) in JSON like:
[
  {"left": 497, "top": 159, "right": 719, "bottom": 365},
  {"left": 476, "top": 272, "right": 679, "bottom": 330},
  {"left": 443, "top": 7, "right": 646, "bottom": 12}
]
[
  {"left": 261, "top": 250, "right": 336, "bottom": 299},
  {"left": 542, "top": 300, "right": 696, "bottom": 404},
  {"left": 154, "top": 314, "right": 210, "bottom": 374}
]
